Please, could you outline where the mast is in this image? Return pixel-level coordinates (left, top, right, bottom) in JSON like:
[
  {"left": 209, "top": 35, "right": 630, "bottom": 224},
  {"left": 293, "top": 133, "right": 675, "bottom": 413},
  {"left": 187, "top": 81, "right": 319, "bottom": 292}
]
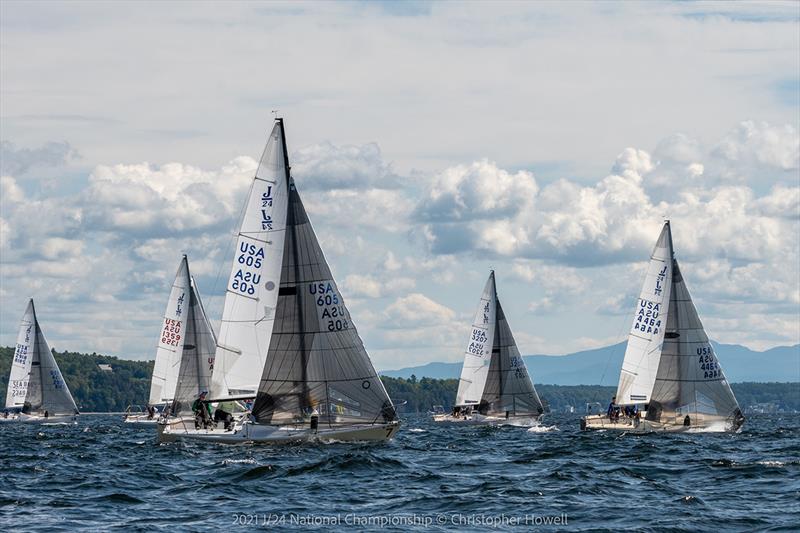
[
  {"left": 493, "top": 272, "right": 503, "bottom": 412},
  {"left": 277, "top": 118, "right": 310, "bottom": 413}
]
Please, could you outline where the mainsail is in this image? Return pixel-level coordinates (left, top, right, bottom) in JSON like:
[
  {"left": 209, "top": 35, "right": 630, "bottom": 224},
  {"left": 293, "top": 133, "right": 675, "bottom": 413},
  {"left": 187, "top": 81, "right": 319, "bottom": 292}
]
[
  {"left": 10, "top": 299, "right": 78, "bottom": 415},
  {"left": 646, "top": 260, "right": 743, "bottom": 425},
  {"left": 454, "top": 272, "right": 497, "bottom": 407},
  {"left": 149, "top": 257, "right": 191, "bottom": 405},
  {"left": 210, "top": 122, "right": 289, "bottom": 398},
  {"left": 171, "top": 273, "right": 217, "bottom": 415},
  {"left": 615, "top": 222, "right": 673, "bottom": 405},
  {"left": 480, "top": 298, "right": 544, "bottom": 417},
  {"left": 251, "top": 120, "right": 396, "bottom": 428}
]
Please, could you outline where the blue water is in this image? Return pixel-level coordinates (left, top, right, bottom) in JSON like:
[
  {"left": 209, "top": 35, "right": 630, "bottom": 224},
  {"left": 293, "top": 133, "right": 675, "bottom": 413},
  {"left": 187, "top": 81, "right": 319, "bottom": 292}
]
[{"left": 1, "top": 413, "right": 798, "bottom": 532}]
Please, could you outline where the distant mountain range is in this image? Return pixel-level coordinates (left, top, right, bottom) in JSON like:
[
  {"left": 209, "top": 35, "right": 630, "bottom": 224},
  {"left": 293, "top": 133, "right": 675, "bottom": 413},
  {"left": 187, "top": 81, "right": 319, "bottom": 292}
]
[{"left": 379, "top": 342, "right": 800, "bottom": 385}]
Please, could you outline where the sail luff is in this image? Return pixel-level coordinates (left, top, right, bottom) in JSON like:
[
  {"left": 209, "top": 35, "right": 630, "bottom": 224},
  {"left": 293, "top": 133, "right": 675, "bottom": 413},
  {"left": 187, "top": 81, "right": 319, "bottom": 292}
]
[
  {"left": 615, "top": 221, "right": 674, "bottom": 405},
  {"left": 280, "top": 119, "right": 311, "bottom": 413}
]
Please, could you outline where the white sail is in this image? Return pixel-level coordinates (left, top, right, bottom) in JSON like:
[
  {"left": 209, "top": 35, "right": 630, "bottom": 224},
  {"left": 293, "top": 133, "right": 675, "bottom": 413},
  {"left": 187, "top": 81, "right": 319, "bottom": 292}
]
[
  {"left": 616, "top": 221, "right": 674, "bottom": 405},
  {"left": 149, "top": 256, "right": 191, "bottom": 405},
  {"left": 455, "top": 272, "right": 497, "bottom": 407},
  {"left": 5, "top": 300, "right": 36, "bottom": 409},
  {"left": 210, "top": 122, "right": 289, "bottom": 399}
]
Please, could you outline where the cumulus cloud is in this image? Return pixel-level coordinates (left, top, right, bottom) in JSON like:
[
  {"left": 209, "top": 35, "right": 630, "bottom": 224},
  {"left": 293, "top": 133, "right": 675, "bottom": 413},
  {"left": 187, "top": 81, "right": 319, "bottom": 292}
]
[
  {"left": 0, "top": 140, "right": 78, "bottom": 175},
  {"left": 292, "top": 142, "right": 399, "bottom": 190},
  {"left": 713, "top": 120, "right": 799, "bottom": 172}
]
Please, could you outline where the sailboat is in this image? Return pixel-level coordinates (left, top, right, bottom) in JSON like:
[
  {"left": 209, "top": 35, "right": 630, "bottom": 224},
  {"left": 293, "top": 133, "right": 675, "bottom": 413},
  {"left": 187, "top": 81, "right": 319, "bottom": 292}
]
[
  {"left": 159, "top": 118, "right": 399, "bottom": 443},
  {"left": 433, "top": 271, "right": 544, "bottom": 426},
  {"left": 125, "top": 256, "right": 216, "bottom": 426},
  {"left": 581, "top": 221, "right": 745, "bottom": 433},
  {"left": 2, "top": 299, "right": 79, "bottom": 423}
]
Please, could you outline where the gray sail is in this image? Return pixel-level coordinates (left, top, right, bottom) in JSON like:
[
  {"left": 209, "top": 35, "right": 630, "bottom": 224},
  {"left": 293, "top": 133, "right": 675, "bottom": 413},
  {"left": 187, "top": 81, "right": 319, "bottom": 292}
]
[
  {"left": 251, "top": 123, "right": 395, "bottom": 427},
  {"left": 171, "top": 275, "right": 217, "bottom": 416},
  {"left": 646, "top": 260, "right": 743, "bottom": 429},
  {"left": 22, "top": 302, "right": 78, "bottom": 416},
  {"left": 479, "top": 297, "right": 544, "bottom": 417}
]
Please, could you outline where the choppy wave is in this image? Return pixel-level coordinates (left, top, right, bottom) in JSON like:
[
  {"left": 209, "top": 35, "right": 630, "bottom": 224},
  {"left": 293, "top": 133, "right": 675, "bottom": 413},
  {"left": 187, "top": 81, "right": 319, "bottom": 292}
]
[{"left": 1, "top": 413, "right": 798, "bottom": 531}]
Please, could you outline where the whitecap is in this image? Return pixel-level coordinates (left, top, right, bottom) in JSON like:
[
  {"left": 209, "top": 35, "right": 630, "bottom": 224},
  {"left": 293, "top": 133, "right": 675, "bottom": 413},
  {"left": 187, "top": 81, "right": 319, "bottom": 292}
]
[
  {"left": 223, "top": 458, "right": 256, "bottom": 465},
  {"left": 527, "top": 425, "right": 559, "bottom": 433}
]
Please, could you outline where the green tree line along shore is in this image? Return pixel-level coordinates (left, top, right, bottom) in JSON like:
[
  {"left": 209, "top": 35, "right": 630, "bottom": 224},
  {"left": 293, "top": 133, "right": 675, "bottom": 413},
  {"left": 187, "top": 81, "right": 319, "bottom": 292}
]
[{"left": 1, "top": 347, "right": 797, "bottom": 413}]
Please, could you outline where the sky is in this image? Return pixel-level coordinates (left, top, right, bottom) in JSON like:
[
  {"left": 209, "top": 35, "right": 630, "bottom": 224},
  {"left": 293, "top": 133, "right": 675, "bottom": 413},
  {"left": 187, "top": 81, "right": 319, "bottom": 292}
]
[{"left": 1, "top": 1, "right": 798, "bottom": 371}]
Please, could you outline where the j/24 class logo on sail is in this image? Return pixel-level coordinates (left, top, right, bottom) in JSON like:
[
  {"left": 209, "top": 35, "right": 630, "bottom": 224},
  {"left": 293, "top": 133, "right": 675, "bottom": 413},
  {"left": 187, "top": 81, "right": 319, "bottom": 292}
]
[{"left": 310, "top": 282, "right": 349, "bottom": 331}]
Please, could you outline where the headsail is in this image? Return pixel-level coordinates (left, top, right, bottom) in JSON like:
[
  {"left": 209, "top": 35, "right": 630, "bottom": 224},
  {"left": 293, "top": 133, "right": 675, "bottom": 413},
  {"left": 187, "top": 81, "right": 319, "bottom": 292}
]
[
  {"left": 251, "top": 120, "right": 396, "bottom": 427},
  {"left": 149, "top": 256, "right": 191, "bottom": 405},
  {"left": 480, "top": 298, "right": 544, "bottom": 417},
  {"left": 210, "top": 122, "right": 289, "bottom": 399},
  {"left": 172, "top": 273, "right": 217, "bottom": 415},
  {"left": 646, "top": 260, "right": 743, "bottom": 426},
  {"left": 616, "top": 221, "right": 674, "bottom": 405},
  {"left": 5, "top": 300, "right": 36, "bottom": 409},
  {"left": 454, "top": 272, "right": 497, "bottom": 407}
]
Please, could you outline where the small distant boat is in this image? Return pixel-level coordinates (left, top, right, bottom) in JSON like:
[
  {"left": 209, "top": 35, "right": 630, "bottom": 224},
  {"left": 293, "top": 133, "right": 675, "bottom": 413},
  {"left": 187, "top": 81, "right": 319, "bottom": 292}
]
[
  {"left": 581, "top": 221, "right": 745, "bottom": 433},
  {"left": 125, "top": 256, "right": 216, "bottom": 427},
  {"left": 433, "top": 271, "right": 544, "bottom": 426},
  {"left": 2, "top": 299, "right": 79, "bottom": 424},
  {"left": 159, "top": 118, "right": 399, "bottom": 443}
]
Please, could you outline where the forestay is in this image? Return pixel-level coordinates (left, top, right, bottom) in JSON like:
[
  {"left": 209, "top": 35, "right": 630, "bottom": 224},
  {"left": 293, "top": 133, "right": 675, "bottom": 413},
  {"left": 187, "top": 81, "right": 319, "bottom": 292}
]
[
  {"left": 210, "top": 122, "right": 289, "bottom": 399},
  {"left": 616, "top": 221, "right": 674, "bottom": 405},
  {"left": 149, "top": 257, "right": 191, "bottom": 405},
  {"left": 172, "top": 274, "right": 217, "bottom": 415},
  {"left": 455, "top": 272, "right": 497, "bottom": 407},
  {"left": 646, "top": 261, "right": 742, "bottom": 424}
]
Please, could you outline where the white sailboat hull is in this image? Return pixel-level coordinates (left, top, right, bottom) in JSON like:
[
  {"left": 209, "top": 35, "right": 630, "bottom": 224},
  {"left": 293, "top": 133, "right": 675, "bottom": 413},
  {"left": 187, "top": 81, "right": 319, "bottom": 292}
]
[
  {"left": 17, "top": 413, "right": 78, "bottom": 424},
  {"left": 123, "top": 414, "right": 159, "bottom": 426},
  {"left": 433, "top": 413, "right": 542, "bottom": 427},
  {"left": 580, "top": 413, "right": 742, "bottom": 433},
  {"left": 158, "top": 419, "right": 401, "bottom": 444}
]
